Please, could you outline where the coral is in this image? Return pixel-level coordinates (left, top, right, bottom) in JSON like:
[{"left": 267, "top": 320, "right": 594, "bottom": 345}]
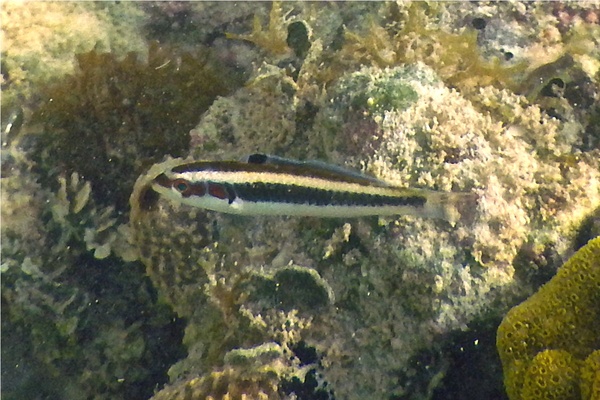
[
  {"left": 521, "top": 350, "right": 581, "bottom": 399},
  {"left": 151, "top": 342, "right": 324, "bottom": 400},
  {"left": 497, "top": 237, "right": 600, "bottom": 400},
  {"left": 32, "top": 42, "right": 240, "bottom": 213},
  {"left": 581, "top": 350, "right": 600, "bottom": 400}
]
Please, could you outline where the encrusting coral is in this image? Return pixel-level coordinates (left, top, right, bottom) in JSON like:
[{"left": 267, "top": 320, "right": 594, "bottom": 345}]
[
  {"left": 497, "top": 237, "right": 600, "bottom": 400},
  {"left": 581, "top": 350, "right": 600, "bottom": 400}
]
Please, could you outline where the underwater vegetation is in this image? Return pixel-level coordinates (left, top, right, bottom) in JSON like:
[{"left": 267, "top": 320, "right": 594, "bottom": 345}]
[
  {"left": 2, "top": 4, "right": 240, "bottom": 399},
  {"left": 2, "top": 1, "right": 599, "bottom": 399},
  {"left": 31, "top": 42, "right": 240, "bottom": 213},
  {"left": 497, "top": 237, "right": 600, "bottom": 400},
  {"left": 340, "top": 2, "right": 528, "bottom": 93},
  {"left": 1, "top": 145, "right": 186, "bottom": 399}
]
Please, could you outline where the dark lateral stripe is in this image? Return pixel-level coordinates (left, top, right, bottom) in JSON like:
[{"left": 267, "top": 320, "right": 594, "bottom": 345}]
[
  {"left": 171, "top": 161, "right": 390, "bottom": 188},
  {"left": 231, "top": 182, "right": 427, "bottom": 207}
]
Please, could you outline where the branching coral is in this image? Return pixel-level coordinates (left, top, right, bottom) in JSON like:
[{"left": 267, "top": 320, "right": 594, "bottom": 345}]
[{"left": 497, "top": 237, "right": 600, "bottom": 400}]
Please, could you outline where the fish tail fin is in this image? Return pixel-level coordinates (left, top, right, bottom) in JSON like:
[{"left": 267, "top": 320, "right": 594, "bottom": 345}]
[{"left": 426, "top": 191, "right": 479, "bottom": 225}]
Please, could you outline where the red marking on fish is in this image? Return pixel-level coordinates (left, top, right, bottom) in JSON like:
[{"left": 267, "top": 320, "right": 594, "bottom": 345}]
[{"left": 208, "top": 183, "right": 228, "bottom": 200}]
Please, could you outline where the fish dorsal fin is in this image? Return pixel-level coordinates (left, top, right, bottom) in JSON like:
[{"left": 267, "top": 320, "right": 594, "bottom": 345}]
[{"left": 242, "top": 153, "right": 390, "bottom": 187}]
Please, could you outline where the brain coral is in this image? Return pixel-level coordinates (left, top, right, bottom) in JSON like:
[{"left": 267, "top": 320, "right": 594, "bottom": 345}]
[{"left": 496, "top": 236, "right": 600, "bottom": 400}]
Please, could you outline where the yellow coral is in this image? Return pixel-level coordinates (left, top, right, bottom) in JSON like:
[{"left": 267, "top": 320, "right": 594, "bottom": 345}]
[
  {"left": 581, "top": 350, "right": 600, "bottom": 400},
  {"left": 497, "top": 237, "right": 600, "bottom": 400},
  {"left": 521, "top": 350, "right": 580, "bottom": 400}
]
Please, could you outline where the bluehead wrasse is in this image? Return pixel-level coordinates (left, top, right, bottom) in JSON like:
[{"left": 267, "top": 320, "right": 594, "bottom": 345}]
[{"left": 150, "top": 156, "right": 478, "bottom": 223}]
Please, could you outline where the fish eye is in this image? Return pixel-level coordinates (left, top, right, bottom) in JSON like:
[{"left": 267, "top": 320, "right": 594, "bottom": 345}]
[{"left": 172, "top": 179, "right": 190, "bottom": 194}]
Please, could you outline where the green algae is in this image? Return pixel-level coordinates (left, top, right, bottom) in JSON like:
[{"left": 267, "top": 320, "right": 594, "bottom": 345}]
[{"left": 32, "top": 42, "right": 241, "bottom": 213}]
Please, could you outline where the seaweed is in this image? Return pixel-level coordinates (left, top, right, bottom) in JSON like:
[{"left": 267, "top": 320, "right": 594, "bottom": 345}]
[
  {"left": 32, "top": 42, "right": 242, "bottom": 213},
  {"left": 340, "top": 3, "right": 528, "bottom": 92}
]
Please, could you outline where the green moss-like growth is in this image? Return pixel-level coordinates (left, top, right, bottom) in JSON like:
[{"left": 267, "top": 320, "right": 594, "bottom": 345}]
[
  {"left": 225, "top": 2, "right": 291, "bottom": 56},
  {"left": 334, "top": 68, "right": 419, "bottom": 116},
  {"left": 33, "top": 42, "right": 241, "bottom": 213},
  {"left": 497, "top": 237, "right": 600, "bottom": 400},
  {"left": 341, "top": 3, "right": 527, "bottom": 93}
]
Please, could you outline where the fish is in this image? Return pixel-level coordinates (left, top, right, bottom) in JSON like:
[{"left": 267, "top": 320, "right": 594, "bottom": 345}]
[{"left": 149, "top": 153, "right": 478, "bottom": 223}]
